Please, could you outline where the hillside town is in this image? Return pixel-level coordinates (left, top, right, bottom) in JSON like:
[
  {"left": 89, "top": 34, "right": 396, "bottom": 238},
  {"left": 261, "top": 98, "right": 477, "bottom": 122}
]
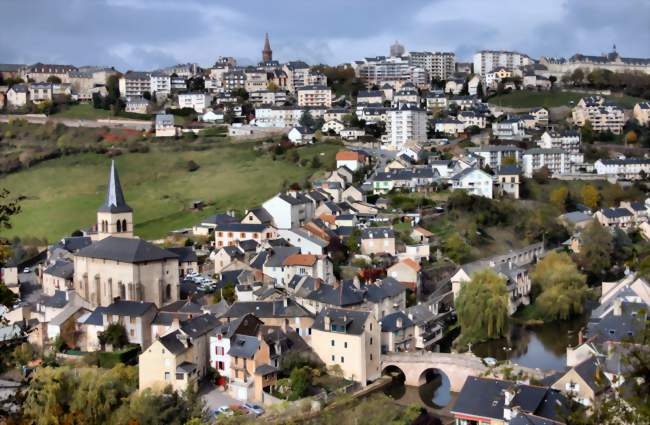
[{"left": 1, "top": 23, "right": 650, "bottom": 425}]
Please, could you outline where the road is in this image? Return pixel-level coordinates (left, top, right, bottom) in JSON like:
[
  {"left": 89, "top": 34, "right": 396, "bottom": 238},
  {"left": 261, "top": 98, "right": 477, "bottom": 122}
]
[{"left": 0, "top": 114, "right": 152, "bottom": 130}]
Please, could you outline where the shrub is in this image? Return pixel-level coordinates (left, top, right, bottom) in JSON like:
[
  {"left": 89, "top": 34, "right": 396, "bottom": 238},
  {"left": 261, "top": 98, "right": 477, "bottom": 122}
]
[{"left": 186, "top": 160, "right": 200, "bottom": 172}]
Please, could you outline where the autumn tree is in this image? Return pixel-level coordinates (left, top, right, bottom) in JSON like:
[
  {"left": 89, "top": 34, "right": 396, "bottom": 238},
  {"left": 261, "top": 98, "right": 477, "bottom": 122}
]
[
  {"left": 456, "top": 269, "right": 509, "bottom": 344},
  {"left": 549, "top": 186, "right": 569, "bottom": 211},
  {"left": 443, "top": 233, "right": 470, "bottom": 264},
  {"left": 576, "top": 221, "right": 613, "bottom": 278},
  {"left": 530, "top": 252, "right": 589, "bottom": 321},
  {"left": 580, "top": 184, "right": 600, "bottom": 210}
]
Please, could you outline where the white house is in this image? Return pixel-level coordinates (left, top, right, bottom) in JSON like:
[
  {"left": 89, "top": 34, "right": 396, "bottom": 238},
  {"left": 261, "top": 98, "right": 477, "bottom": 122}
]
[
  {"left": 178, "top": 92, "right": 212, "bottom": 113},
  {"left": 155, "top": 114, "right": 177, "bottom": 137},
  {"left": 521, "top": 148, "right": 569, "bottom": 177},
  {"left": 594, "top": 158, "right": 650, "bottom": 180},
  {"left": 262, "top": 192, "right": 315, "bottom": 229},
  {"left": 287, "top": 126, "right": 314, "bottom": 145},
  {"left": 449, "top": 168, "right": 493, "bottom": 198}
]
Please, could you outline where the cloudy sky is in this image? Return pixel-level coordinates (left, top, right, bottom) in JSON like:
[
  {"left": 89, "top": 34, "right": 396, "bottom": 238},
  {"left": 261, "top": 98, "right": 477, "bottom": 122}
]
[{"left": 1, "top": 0, "right": 649, "bottom": 71}]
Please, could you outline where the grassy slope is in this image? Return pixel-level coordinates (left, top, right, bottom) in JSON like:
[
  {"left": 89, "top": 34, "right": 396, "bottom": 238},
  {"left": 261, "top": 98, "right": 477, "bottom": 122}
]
[
  {"left": 0, "top": 141, "right": 339, "bottom": 241},
  {"left": 488, "top": 90, "right": 644, "bottom": 109},
  {"left": 53, "top": 103, "right": 113, "bottom": 119}
]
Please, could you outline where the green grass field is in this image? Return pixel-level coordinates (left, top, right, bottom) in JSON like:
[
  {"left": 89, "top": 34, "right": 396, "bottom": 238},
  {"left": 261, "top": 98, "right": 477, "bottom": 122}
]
[
  {"left": 0, "top": 141, "right": 339, "bottom": 241},
  {"left": 53, "top": 103, "right": 114, "bottom": 120},
  {"left": 488, "top": 90, "right": 644, "bottom": 109}
]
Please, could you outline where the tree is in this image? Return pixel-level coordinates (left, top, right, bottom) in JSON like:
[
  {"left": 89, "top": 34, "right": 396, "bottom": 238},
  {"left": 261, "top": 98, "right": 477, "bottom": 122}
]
[
  {"left": 443, "top": 233, "right": 470, "bottom": 264},
  {"left": 12, "top": 342, "right": 35, "bottom": 366},
  {"left": 576, "top": 221, "right": 613, "bottom": 278},
  {"left": 288, "top": 366, "right": 312, "bottom": 400},
  {"left": 581, "top": 120, "right": 594, "bottom": 143},
  {"left": 186, "top": 160, "right": 200, "bottom": 172},
  {"left": 532, "top": 166, "right": 551, "bottom": 184},
  {"left": 310, "top": 155, "right": 321, "bottom": 169},
  {"left": 625, "top": 130, "right": 638, "bottom": 145},
  {"left": 570, "top": 68, "right": 585, "bottom": 86},
  {"left": 501, "top": 156, "right": 517, "bottom": 166},
  {"left": 580, "top": 184, "right": 600, "bottom": 210},
  {"left": 549, "top": 76, "right": 557, "bottom": 87},
  {"left": 456, "top": 269, "right": 509, "bottom": 344},
  {"left": 345, "top": 228, "right": 361, "bottom": 254},
  {"left": 299, "top": 110, "right": 315, "bottom": 129},
  {"left": 549, "top": 186, "right": 569, "bottom": 211},
  {"left": 46, "top": 75, "right": 62, "bottom": 84},
  {"left": 530, "top": 252, "right": 589, "bottom": 321},
  {"left": 98, "top": 323, "right": 129, "bottom": 349}
]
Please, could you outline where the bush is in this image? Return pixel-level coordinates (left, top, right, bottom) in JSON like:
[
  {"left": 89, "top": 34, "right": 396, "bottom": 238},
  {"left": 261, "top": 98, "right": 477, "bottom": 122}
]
[
  {"left": 186, "top": 160, "right": 200, "bottom": 172},
  {"left": 98, "top": 323, "right": 129, "bottom": 349},
  {"left": 98, "top": 345, "right": 140, "bottom": 368}
]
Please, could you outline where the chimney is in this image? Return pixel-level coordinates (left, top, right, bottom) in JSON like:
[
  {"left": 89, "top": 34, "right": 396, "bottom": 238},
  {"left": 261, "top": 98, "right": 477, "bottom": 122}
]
[
  {"left": 172, "top": 317, "right": 181, "bottom": 330},
  {"left": 177, "top": 332, "right": 189, "bottom": 348},
  {"left": 613, "top": 299, "right": 622, "bottom": 316},
  {"left": 352, "top": 276, "right": 361, "bottom": 289},
  {"left": 283, "top": 298, "right": 288, "bottom": 308},
  {"left": 396, "top": 318, "right": 403, "bottom": 328},
  {"left": 407, "top": 313, "right": 413, "bottom": 320},
  {"left": 333, "top": 280, "right": 340, "bottom": 289},
  {"left": 578, "top": 327, "right": 584, "bottom": 346},
  {"left": 503, "top": 387, "right": 515, "bottom": 407},
  {"left": 314, "top": 279, "right": 321, "bottom": 290},
  {"left": 324, "top": 314, "right": 331, "bottom": 329}
]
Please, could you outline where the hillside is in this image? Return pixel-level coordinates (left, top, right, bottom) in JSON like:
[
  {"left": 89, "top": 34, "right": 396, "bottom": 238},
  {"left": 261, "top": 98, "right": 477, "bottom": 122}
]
[
  {"left": 0, "top": 141, "right": 339, "bottom": 241},
  {"left": 488, "top": 90, "right": 644, "bottom": 109}
]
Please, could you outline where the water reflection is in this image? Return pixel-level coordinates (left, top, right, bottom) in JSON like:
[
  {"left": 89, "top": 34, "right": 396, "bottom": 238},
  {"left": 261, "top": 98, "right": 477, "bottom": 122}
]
[
  {"left": 383, "top": 370, "right": 452, "bottom": 409},
  {"left": 472, "top": 310, "right": 589, "bottom": 371}
]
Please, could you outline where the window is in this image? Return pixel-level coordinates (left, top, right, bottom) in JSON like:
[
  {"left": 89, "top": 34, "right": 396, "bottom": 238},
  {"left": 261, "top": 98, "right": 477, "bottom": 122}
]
[
  {"left": 217, "top": 334, "right": 222, "bottom": 341},
  {"left": 130, "top": 316, "right": 136, "bottom": 324},
  {"left": 176, "top": 373, "right": 184, "bottom": 380},
  {"left": 331, "top": 355, "right": 335, "bottom": 361},
  {"left": 130, "top": 329, "right": 134, "bottom": 337},
  {"left": 370, "top": 354, "right": 373, "bottom": 361},
  {"left": 370, "top": 337, "right": 373, "bottom": 345},
  {"left": 308, "top": 328, "right": 312, "bottom": 335},
  {"left": 331, "top": 340, "right": 335, "bottom": 347},
  {"left": 340, "top": 356, "right": 344, "bottom": 363},
  {"left": 164, "top": 372, "right": 171, "bottom": 380},
  {"left": 344, "top": 342, "right": 348, "bottom": 349}
]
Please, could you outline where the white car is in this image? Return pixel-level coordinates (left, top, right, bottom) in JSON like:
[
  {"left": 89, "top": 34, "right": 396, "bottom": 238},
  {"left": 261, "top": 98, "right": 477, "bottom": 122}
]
[
  {"left": 243, "top": 403, "right": 265, "bottom": 416},
  {"left": 213, "top": 406, "right": 233, "bottom": 417},
  {"left": 22, "top": 268, "right": 30, "bottom": 273}
]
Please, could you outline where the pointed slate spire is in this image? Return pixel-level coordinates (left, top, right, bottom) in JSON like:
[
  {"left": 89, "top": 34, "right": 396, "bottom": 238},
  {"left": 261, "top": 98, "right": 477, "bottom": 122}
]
[
  {"left": 262, "top": 32, "right": 273, "bottom": 63},
  {"left": 98, "top": 160, "right": 132, "bottom": 213}
]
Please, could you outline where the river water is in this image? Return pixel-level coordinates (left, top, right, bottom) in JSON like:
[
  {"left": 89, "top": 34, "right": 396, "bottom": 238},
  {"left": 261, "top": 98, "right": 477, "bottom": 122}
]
[{"left": 383, "top": 309, "right": 590, "bottom": 414}]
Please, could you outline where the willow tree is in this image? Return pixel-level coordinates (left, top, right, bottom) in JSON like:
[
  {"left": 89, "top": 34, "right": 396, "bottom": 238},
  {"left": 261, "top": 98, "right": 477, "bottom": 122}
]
[
  {"left": 456, "top": 269, "right": 509, "bottom": 344},
  {"left": 530, "top": 251, "right": 588, "bottom": 321}
]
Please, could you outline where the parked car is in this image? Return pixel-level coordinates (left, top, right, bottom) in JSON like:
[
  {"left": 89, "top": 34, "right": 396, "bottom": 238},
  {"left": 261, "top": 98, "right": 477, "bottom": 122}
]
[
  {"left": 213, "top": 406, "right": 233, "bottom": 417},
  {"left": 243, "top": 403, "right": 265, "bottom": 416},
  {"left": 22, "top": 268, "right": 30, "bottom": 273}
]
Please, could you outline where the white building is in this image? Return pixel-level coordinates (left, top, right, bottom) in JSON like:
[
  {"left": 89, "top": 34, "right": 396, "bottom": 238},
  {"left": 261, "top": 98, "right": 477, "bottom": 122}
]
[
  {"left": 538, "top": 130, "right": 581, "bottom": 153},
  {"left": 572, "top": 96, "right": 625, "bottom": 134},
  {"left": 149, "top": 72, "right": 171, "bottom": 96},
  {"left": 521, "top": 148, "right": 569, "bottom": 177},
  {"left": 262, "top": 192, "right": 315, "bottom": 229},
  {"left": 449, "top": 168, "right": 493, "bottom": 198},
  {"left": 383, "top": 103, "right": 427, "bottom": 150},
  {"left": 473, "top": 50, "right": 533, "bottom": 75},
  {"left": 457, "top": 111, "right": 487, "bottom": 129},
  {"left": 467, "top": 145, "right": 522, "bottom": 169},
  {"left": 297, "top": 85, "right": 332, "bottom": 108},
  {"left": 594, "top": 158, "right": 650, "bottom": 180},
  {"left": 408, "top": 51, "right": 456, "bottom": 80},
  {"left": 118, "top": 71, "right": 150, "bottom": 99},
  {"left": 155, "top": 114, "right": 176, "bottom": 138},
  {"left": 493, "top": 117, "right": 526, "bottom": 140},
  {"left": 177, "top": 92, "right": 212, "bottom": 113}
]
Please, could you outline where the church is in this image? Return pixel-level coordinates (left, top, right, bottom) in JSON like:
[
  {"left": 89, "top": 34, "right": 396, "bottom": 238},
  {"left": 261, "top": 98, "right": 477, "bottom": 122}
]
[{"left": 73, "top": 161, "right": 181, "bottom": 308}]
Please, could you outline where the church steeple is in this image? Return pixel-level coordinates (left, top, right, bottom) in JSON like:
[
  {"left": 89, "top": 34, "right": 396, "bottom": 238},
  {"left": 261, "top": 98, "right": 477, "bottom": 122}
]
[
  {"left": 98, "top": 160, "right": 132, "bottom": 213},
  {"left": 262, "top": 32, "right": 273, "bottom": 63},
  {"left": 95, "top": 160, "right": 134, "bottom": 240}
]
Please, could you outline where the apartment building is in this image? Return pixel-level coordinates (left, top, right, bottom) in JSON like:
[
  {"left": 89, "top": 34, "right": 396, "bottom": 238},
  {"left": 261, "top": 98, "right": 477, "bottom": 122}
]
[
  {"left": 472, "top": 50, "right": 533, "bottom": 75},
  {"left": 467, "top": 145, "right": 522, "bottom": 169},
  {"left": 177, "top": 92, "right": 212, "bottom": 113},
  {"left": 633, "top": 101, "right": 650, "bottom": 125},
  {"left": 572, "top": 96, "right": 625, "bottom": 134},
  {"left": 149, "top": 72, "right": 171, "bottom": 96},
  {"left": 521, "top": 148, "right": 569, "bottom": 177},
  {"left": 249, "top": 90, "right": 287, "bottom": 106},
  {"left": 457, "top": 111, "right": 487, "bottom": 129},
  {"left": 538, "top": 130, "right": 582, "bottom": 156},
  {"left": 407, "top": 51, "right": 456, "bottom": 80},
  {"left": 594, "top": 158, "right": 650, "bottom": 180},
  {"left": 383, "top": 103, "right": 428, "bottom": 150},
  {"left": 254, "top": 105, "right": 326, "bottom": 128},
  {"left": 353, "top": 56, "right": 429, "bottom": 89},
  {"left": 297, "top": 85, "right": 332, "bottom": 108},
  {"left": 243, "top": 69, "right": 268, "bottom": 93},
  {"left": 118, "top": 71, "right": 150, "bottom": 99}
]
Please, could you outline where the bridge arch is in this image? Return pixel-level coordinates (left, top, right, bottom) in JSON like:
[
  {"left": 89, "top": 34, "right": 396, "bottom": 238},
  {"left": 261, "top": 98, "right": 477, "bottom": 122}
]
[{"left": 381, "top": 352, "right": 486, "bottom": 392}]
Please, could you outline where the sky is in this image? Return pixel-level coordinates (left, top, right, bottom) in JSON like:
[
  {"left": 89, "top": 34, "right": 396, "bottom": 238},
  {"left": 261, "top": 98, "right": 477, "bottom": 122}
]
[{"left": 1, "top": 0, "right": 649, "bottom": 71}]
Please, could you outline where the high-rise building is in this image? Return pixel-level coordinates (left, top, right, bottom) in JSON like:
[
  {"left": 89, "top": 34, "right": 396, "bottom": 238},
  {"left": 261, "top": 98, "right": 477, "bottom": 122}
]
[
  {"left": 390, "top": 40, "right": 406, "bottom": 58},
  {"left": 383, "top": 103, "right": 428, "bottom": 150},
  {"left": 473, "top": 50, "right": 533, "bottom": 75},
  {"left": 353, "top": 56, "right": 428, "bottom": 89},
  {"left": 408, "top": 51, "right": 456, "bottom": 80},
  {"left": 262, "top": 33, "right": 273, "bottom": 63}
]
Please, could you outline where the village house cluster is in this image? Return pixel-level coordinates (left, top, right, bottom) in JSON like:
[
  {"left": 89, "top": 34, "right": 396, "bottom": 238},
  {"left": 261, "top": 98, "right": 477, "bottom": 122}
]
[{"left": 1, "top": 34, "right": 650, "bottom": 424}]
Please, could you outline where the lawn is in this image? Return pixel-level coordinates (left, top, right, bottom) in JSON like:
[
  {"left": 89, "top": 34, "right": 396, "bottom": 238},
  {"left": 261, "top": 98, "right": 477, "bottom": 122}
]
[
  {"left": 0, "top": 141, "right": 340, "bottom": 241},
  {"left": 53, "top": 103, "right": 113, "bottom": 120},
  {"left": 488, "top": 90, "right": 645, "bottom": 109}
]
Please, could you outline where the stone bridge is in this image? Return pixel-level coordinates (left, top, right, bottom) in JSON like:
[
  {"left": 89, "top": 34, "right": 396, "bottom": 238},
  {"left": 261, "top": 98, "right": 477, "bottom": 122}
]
[{"left": 381, "top": 351, "right": 487, "bottom": 393}]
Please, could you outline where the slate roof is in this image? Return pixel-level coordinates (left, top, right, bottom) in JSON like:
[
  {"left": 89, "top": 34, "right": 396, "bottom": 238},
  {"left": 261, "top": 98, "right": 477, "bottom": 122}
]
[
  {"left": 255, "top": 363, "right": 279, "bottom": 375},
  {"left": 177, "top": 362, "right": 197, "bottom": 374},
  {"left": 159, "top": 330, "right": 190, "bottom": 355},
  {"left": 228, "top": 334, "right": 260, "bottom": 358},
  {"left": 264, "top": 246, "right": 301, "bottom": 267},
  {"left": 83, "top": 307, "right": 108, "bottom": 326},
  {"left": 104, "top": 300, "right": 156, "bottom": 317},
  {"left": 238, "top": 239, "right": 259, "bottom": 252},
  {"left": 304, "top": 280, "right": 365, "bottom": 306},
  {"left": 38, "top": 290, "right": 68, "bottom": 308},
  {"left": 313, "top": 307, "right": 370, "bottom": 335},
  {"left": 97, "top": 160, "right": 132, "bottom": 213},
  {"left": 223, "top": 299, "right": 312, "bottom": 318},
  {"left": 201, "top": 213, "right": 238, "bottom": 226},
  {"left": 451, "top": 377, "right": 568, "bottom": 422},
  {"left": 364, "top": 278, "right": 406, "bottom": 303},
  {"left": 246, "top": 207, "right": 273, "bottom": 224},
  {"left": 560, "top": 211, "right": 593, "bottom": 225},
  {"left": 215, "top": 222, "right": 267, "bottom": 232},
  {"left": 497, "top": 165, "right": 522, "bottom": 175},
  {"left": 52, "top": 236, "right": 92, "bottom": 253},
  {"left": 160, "top": 299, "right": 203, "bottom": 315},
  {"left": 599, "top": 207, "right": 633, "bottom": 219},
  {"left": 361, "top": 227, "right": 394, "bottom": 239},
  {"left": 166, "top": 247, "right": 198, "bottom": 263},
  {"left": 43, "top": 260, "right": 74, "bottom": 279},
  {"left": 180, "top": 314, "right": 220, "bottom": 338},
  {"left": 380, "top": 311, "right": 414, "bottom": 332},
  {"left": 75, "top": 237, "right": 178, "bottom": 263}
]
